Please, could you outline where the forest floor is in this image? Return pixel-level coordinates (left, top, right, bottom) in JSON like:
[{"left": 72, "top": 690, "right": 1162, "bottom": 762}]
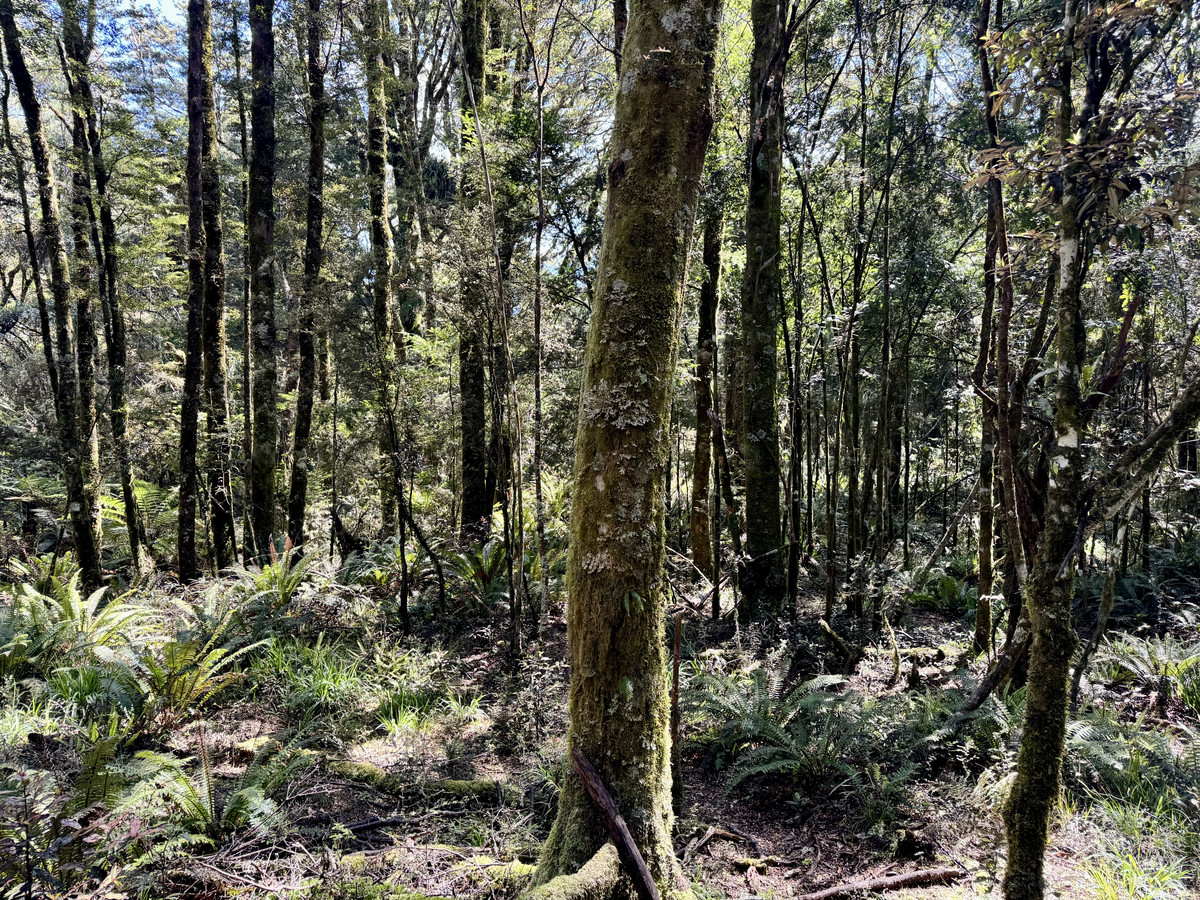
[{"left": 3, "top": 547, "right": 1198, "bottom": 900}]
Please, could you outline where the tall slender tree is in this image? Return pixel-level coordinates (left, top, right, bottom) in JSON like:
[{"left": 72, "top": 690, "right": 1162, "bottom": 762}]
[
  {"left": 457, "top": 0, "right": 490, "bottom": 541},
  {"left": 287, "top": 0, "right": 327, "bottom": 549},
  {"left": 739, "top": 0, "right": 793, "bottom": 620},
  {"left": 197, "top": 0, "right": 237, "bottom": 569},
  {"left": 61, "top": 0, "right": 146, "bottom": 572},
  {"left": 248, "top": 0, "right": 278, "bottom": 560},
  {"left": 365, "top": 0, "right": 399, "bottom": 532},
  {"left": 0, "top": 0, "right": 103, "bottom": 590},
  {"left": 180, "top": 0, "right": 207, "bottom": 582}
]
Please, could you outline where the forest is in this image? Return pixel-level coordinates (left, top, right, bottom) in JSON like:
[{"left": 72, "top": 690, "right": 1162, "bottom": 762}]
[{"left": 1, "top": 0, "right": 1200, "bottom": 897}]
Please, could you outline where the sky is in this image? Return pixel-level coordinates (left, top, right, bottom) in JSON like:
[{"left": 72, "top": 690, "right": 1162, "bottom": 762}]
[{"left": 139, "top": 0, "right": 182, "bottom": 25}]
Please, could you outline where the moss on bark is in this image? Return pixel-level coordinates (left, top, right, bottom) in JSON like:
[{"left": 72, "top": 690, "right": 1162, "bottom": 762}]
[{"left": 530, "top": 0, "right": 720, "bottom": 895}]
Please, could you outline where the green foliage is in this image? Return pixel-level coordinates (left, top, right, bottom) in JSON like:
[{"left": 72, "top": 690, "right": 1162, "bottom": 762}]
[
  {"left": 134, "top": 629, "right": 264, "bottom": 735},
  {"left": 446, "top": 539, "right": 510, "bottom": 613},
  {"left": 254, "top": 633, "right": 367, "bottom": 718},
  {"left": 1094, "top": 633, "right": 1200, "bottom": 711},
  {"left": 1, "top": 572, "right": 157, "bottom": 680},
  {"left": 689, "top": 663, "right": 849, "bottom": 787},
  {"left": 125, "top": 738, "right": 293, "bottom": 845}
]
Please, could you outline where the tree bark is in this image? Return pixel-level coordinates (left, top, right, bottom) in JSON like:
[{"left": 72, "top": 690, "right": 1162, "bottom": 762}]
[
  {"left": 365, "top": 0, "right": 399, "bottom": 534},
  {"left": 530, "top": 0, "right": 720, "bottom": 891},
  {"left": 62, "top": 0, "right": 148, "bottom": 573},
  {"left": 64, "top": 63, "right": 103, "bottom": 576},
  {"left": 690, "top": 200, "right": 721, "bottom": 581},
  {"left": 287, "top": 0, "right": 327, "bottom": 550},
  {"left": 458, "top": 0, "right": 490, "bottom": 542},
  {"left": 194, "top": 0, "right": 237, "bottom": 570},
  {"left": 0, "top": 0, "right": 103, "bottom": 590},
  {"left": 180, "top": 0, "right": 207, "bottom": 582},
  {"left": 739, "top": 0, "right": 789, "bottom": 621},
  {"left": 248, "top": 0, "right": 278, "bottom": 561}
]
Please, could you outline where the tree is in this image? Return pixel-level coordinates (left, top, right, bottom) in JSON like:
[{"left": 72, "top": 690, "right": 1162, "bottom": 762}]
[
  {"left": 0, "top": 0, "right": 103, "bottom": 590},
  {"left": 180, "top": 0, "right": 207, "bottom": 582},
  {"left": 528, "top": 0, "right": 721, "bottom": 892},
  {"left": 690, "top": 197, "right": 721, "bottom": 582},
  {"left": 365, "top": 0, "right": 399, "bottom": 533},
  {"left": 248, "top": 0, "right": 278, "bottom": 561},
  {"left": 60, "top": 0, "right": 147, "bottom": 573},
  {"left": 739, "top": 0, "right": 794, "bottom": 621},
  {"left": 198, "top": 0, "right": 237, "bottom": 570},
  {"left": 457, "top": 0, "right": 490, "bottom": 541},
  {"left": 286, "top": 0, "right": 327, "bottom": 550}
]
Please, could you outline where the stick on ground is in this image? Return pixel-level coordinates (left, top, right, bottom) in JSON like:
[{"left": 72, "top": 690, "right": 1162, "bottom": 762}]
[{"left": 795, "top": 866, "right": 962, "bottom": 900}]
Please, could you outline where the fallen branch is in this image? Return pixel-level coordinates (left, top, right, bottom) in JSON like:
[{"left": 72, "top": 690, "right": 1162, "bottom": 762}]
[
  {"left": 571, "top": 749, "right": 661, "bottom": 900},
  {"left": 795, "top": 866, "right": 962, "bottom": 900}
]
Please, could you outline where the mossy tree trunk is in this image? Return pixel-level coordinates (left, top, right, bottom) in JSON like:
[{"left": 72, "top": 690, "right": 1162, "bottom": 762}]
[
  {"left": 1, "top": 0, "right": 102, "bottom": 589},
  {"left": 739, "top": 0, "right": 789, "bottom": 621},
  {"left": 530, "top": 0, "right": 720, "bottom": 892},
  {"left": 65, "top": 66, "right": 103, "bottom": 576},
  {"left": 196, "top": 0, "right": 237, "bottom": 569},
  {"left": 287, "top": 0, "right": 326, "bottom": 550},
  {"left": 61, "top": 0, "right": 147, "bottom": 573},
  {"left": 365, "top": 0, "right": 399, "bottom": 533},
  {"left": 690, "top": 199, "right": 721, "bottom": 581},
  {"left": 998, "top": 2, "right": 1187, "bottom": 895},
  {"left": 248, "top": 0, "right": 278, "bottom": 561},
  {"left": 458, "top": 0, "right": 490, "bottom": 542}
]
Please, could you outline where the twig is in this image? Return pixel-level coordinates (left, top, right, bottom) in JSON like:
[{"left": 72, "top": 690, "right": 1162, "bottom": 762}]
[{"left": 794, "top": 866, "right": 962, "bottom": 900}]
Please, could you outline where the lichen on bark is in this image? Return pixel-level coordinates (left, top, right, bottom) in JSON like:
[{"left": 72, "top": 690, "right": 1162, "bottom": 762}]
[{"left": 530, "top": 0, "right": 720, "bottom": 895}]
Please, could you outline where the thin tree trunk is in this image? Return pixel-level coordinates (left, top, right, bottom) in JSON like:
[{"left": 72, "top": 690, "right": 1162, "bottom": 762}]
[
  {"left": 458, "top": 0, "right": 490, "bottom": 542},
  {"left": 248, "top": 0, "right": 278, "bottom": 561},
  {"left": 63, "top": 0, "right": 147, "bottom": 573},
  {"left": 230, "top": 9, "right": 254, "bottom": 562},
  {"left": 194, "top": 0, "right": 237, "bottom": 569},
  {"left": 288, "top": 0, "right": 326, "bottom": 550},
  {"left": 691, "top": 200, "right": 721, "bottom": 581},
  {"left": 740, "top": 0, "right": 789, "bottom": 622},
  {"left": 180, "top": 0, "right": 207, "bottom": 582},
  {"left": 65, "top": 79, "right": 103, "bottom": 576},
  {"left": 1, "top": 0, "right": 103, "bottom": 590},
  {"left": 366, "top": 0, "right": 399, "bottom": 534}
]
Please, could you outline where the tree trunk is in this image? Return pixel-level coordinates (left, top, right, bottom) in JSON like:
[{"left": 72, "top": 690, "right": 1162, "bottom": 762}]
[
  {"left": 230, "top": 9, "right": 255, "bottom": 562},
  {"left": 248, "top": 0, "right": 278, "bottom": 561},
  {"left": 65, "top": 82, "right": 103, "bottom": 576},
  {"left": 180, "top": 0, "right": 207, "bottom": 582},
  {"left": 530, "top": 0, "right": 720, "bottom": 892},
  {"left": 288, "top": 0, "right": 326, "bottom": 550},
  {"left": 458, "top": 0, "right": 490, "bottom": 541},
  {"left": 690, "top": 201, "right": 721, "bottom": 581},
  {"left": 0, "top": 0, "right": 102, "bottom": 590},
  {"left": 739, "top": 0, "right": 788, "bottom": 622},
  {"left": 62, "top": 0, "right": 147, "bottom": 573},
  {"left": 365, "top": 0, "right": 399, "bottom": 534},
  {"left": 191, "top": 0, "right": 237, "bottom": 570}
]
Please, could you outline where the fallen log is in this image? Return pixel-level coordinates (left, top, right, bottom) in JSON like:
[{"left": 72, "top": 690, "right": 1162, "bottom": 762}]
[
  {"left": 571, "top": 749, "right": 661, "bottom": 900},
  {"left": 795, "top": 866, "right": 962, "bottom": 900}
]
